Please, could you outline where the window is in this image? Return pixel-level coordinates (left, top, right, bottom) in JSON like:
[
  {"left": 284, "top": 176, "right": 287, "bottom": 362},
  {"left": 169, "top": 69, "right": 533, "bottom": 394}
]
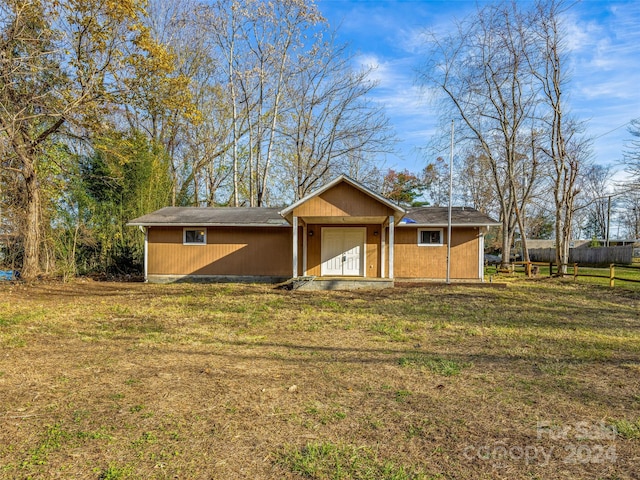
[
  {"left": 183, "top": 228, "right": 207, "bottom": 245},
  {"left": 418, "top": 228, "right": 443, "bottom": 246}
]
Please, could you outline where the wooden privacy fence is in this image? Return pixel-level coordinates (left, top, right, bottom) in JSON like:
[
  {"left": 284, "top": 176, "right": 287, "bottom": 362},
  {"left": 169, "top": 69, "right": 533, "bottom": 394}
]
[
  {"left": 528, "top": 245, "right": 634, "bottom": 265},
  {"left": 518, "top": 262, "right": 640, "bottom": 287}
]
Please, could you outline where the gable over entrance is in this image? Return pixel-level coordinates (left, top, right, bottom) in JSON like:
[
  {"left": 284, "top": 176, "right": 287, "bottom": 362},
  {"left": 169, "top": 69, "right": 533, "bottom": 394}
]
[
  {"left": 280, "top": 175, "right": 405, "bottom": 224},
  {"left": 280, "top": 175, "right": 406, "bottom": 280}
]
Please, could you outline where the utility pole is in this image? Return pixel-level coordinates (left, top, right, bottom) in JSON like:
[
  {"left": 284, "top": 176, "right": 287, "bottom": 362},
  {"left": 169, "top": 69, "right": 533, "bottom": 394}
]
[
  {"left": 446, "top": 120, "right": 454, "bottom": 284},
  {"left": 606, "top": 195, "right": 611, "bottom": 247}
]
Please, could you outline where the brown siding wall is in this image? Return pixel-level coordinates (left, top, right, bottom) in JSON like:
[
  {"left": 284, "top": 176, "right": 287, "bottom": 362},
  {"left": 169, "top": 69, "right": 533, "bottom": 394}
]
[
  {"left": 394, "top": 227, "right": 480, "bottom": 279},
  {"left": 305, "top": 224, "right": 381, "bottom": 277},
  {"left": 148, "top": 226, "right": 292, "bottom": 276},
  {"left": 147, "top": 224, "right": 480, "bottom": 279},
  {"left": 293, "top": 182, "right": 394, "bottom": 217}
]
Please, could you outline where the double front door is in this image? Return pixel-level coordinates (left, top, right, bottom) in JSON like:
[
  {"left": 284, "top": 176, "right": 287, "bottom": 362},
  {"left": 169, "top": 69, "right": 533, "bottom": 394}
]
[{"left": 321, "top": 228, "right": 365, "bottom": 276}]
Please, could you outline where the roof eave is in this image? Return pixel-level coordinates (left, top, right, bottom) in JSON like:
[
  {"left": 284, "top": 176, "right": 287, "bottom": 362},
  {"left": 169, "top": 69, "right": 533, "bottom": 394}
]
[
  {"left": 126, "top": 222, "right": 290, "bottom": 228},
  {"left": 398, "top": 223, "right": 501, "bottom": 228}
]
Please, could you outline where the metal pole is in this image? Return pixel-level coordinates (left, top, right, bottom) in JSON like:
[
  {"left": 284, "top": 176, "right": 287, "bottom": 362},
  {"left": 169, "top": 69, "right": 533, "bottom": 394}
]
[
  {"left": 446, "top": 120, "right": 454, "bottom": 284},
  {"left": 606, "top": 195, "right": 611, "bottom": 247}
]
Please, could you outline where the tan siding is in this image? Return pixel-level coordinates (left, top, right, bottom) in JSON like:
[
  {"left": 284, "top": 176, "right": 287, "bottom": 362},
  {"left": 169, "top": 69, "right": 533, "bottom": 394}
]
[
  {"left": 394, "top": 227, "right": 480, "bottom": 279},
  {"left": 293, "top": 182, "right": 394, "bottom": 217},
  {"left": 451, "top": 228, "right": 480, "bottom": 279},
  {"left": 148, "top": 226, "right": 291, "bottom": 276},
  {"left": 146, "top": 225, "right": 480, "bottom": 279},
  {"left": 366, "top": 226, "right": 380, "bottom": 277},
  {"left": 307, "top": 225, "right": 321, "bottom": 276}
]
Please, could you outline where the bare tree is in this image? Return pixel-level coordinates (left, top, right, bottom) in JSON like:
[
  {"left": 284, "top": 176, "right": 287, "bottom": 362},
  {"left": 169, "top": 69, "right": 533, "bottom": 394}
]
[
  {"left": 280, "top": 39, "right": 395, "bottom": 201},
  {"left": 240, "top": 0, "right": 323, "bottom": 206},
  {"left": 577, "top": 164, "right": 613, "bottom": 239},
  {"left": 617, "top": 119, "right": 640, "bottom": 239},
  {"left": 185, "top": 84, "right": 235, "bottom": 206},
  {"left": 623, "top": 118, "right": 640, "bottom": 190},
  {"left": 456, "top": 148, "right": 500, "bottom": 215},
  {"left": 420, "top": 0, "right": 592, "bottom": 270},
  {"left": 117, "top": 0, "right": 222, "bottom": 207},
  {"left": 208, "top": 0, "right": 251, "bottom": 206},
  {"left": 207, "top": 0, "right": 332, "bottom": 206},
  {"left": 529, "top": 0, "right": 591, "bottom": 274},
  {"left": 618, "top": 191, "right": 640, "bottom": 239},
  {"left": 422, "top": 157, "right": 450, "bottom": 207},
  {"left": 420, "top": 1, "right": 540, "bottom": 266},
  {"left": 163, "top": 0, "right": 392, "bottom": 207}
]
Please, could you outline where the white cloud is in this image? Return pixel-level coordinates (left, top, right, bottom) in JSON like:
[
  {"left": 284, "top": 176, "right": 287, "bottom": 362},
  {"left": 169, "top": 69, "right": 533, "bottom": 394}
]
[
  {"left": 396, "top": 27, "right": 431, "bottom": 55},
  {"left": 564, "top": 13, "right": 600, "bottom": 54},
  {"left": 321, "top": 0, "right": 640, "bottom": 170},
  {"left": 575, "top": 79, "right": 637, "bottom": 101},
  {"left": 355, "top": 56, "right": 430, "bottom": 115},
  {"left": 566, "top": 0, "right": 640, "bottom": 160},
  {"left": 355, "top": 53, "right": 379, "bottom": 70}
]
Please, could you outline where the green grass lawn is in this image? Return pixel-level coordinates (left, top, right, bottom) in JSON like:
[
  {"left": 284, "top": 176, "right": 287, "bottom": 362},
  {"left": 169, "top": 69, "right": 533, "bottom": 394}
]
[{"left": 0, "top": 279, "right": 638, "bottom": 479}]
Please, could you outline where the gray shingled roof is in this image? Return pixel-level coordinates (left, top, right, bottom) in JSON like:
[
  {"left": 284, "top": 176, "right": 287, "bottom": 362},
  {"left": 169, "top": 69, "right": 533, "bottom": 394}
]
[
  {"left": 127, "top": 207, "right": 289, "bottom": 227},
  {"left": 128, "top": 205, "right": 498, "bottom": 227},
  {"left": 400, "top": 207, "right": 498, "bottom": 226}
]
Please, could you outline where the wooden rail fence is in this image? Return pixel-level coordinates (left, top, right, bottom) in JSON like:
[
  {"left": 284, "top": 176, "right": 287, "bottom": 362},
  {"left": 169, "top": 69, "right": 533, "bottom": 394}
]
[{"left": 495, "top": 262, "right": 640, "bottom": 287}]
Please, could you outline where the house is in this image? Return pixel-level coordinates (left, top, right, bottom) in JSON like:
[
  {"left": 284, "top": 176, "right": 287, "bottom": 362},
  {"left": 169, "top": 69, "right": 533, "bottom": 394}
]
[{"left": 128, "top": 175, "right": 498, "bottom": 288}]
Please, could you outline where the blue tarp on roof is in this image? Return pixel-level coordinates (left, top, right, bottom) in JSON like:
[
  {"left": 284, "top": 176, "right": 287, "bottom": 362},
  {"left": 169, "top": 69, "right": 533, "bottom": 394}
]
[{"left": 401, "top": 217, "right": 417, "bottom": 224}]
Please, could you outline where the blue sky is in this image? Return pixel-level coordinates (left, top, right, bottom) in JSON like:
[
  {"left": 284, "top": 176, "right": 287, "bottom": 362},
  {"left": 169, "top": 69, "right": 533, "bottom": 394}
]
[{"left": 317, "top": 0, "right": 640, "bottom": 177}]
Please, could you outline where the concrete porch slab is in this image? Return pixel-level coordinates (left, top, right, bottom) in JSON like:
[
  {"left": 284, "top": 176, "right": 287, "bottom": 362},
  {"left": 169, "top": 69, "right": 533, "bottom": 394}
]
[{"left": 295, "top": 277, "right": 394, "bottom": 291}]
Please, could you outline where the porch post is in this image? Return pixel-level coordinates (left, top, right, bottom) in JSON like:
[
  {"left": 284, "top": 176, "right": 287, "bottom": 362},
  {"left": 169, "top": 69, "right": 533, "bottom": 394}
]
[
  {"left": 388, "top": 215, "right": 394, "bottom": 279},
  {"left": 479, "top": 229, "right": 485, "bottom": 281},
  {"left": 144, "top": 227, "right": 148, "bottom": 283},
  {"left": 292, "top": 216, "right": 298, "bottom": 278},
  {"left": 380, "top": 223, "right": 386, "bottom": 278},
  {"left": 140, "top": 226, "right": 148, "bottom": 283},
  {"left": 303, "top": 222, "right": 308, "bottom": 276},
  {"left": 478, "top": 227, "right": 484, "bottom": 282}
]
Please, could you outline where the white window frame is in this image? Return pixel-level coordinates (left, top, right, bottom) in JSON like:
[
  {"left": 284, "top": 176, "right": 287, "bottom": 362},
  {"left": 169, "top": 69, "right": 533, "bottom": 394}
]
[
  {"left": 417, "top": 228, "right": 444, "bottom": 246},
  {"left": 183, "top": 227, "right": 207, "bottom": 245}
]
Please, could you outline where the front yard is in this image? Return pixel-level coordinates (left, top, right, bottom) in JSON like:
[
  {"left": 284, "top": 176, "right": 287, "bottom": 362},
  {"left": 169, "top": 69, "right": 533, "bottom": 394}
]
[{"left": 0, "top": 279, "right": 638, "bottom": 479}]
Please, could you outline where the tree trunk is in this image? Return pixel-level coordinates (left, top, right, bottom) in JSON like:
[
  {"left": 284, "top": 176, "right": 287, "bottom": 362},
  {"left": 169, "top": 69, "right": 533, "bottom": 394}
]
[
  {"left": 556, "top": 197, "right": 575, "bottom": 275},
  {"left": 515, "top": 208, "right": 530, "bottom": 263},
  {"left": 555, "top": 213, "right": 568, "bottom": 275},
  {"left": 501, "top": 217, "right": 512, "bottom": 268},
  {"left": 22, "top": 162, "right": 41, "bottom": 279}
]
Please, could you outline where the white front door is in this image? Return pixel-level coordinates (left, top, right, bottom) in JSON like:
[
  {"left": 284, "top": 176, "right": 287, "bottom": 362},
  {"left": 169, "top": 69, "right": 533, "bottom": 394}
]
[{"left": 321, "top": 228, "right": 365, "bottom": 276}]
